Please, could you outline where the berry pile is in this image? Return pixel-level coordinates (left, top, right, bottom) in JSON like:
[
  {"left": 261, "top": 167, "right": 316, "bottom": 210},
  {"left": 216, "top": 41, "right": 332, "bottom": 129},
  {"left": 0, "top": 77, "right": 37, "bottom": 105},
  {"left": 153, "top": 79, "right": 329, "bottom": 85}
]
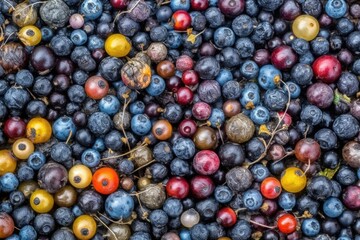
[{"left": 0, "top": 0, "right": 360, "bottom": 239}]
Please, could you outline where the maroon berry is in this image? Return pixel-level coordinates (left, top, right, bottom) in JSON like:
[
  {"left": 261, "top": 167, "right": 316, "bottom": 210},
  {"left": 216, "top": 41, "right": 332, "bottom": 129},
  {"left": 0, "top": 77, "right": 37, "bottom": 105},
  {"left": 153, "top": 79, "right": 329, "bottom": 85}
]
[
  {"left": 193, "top": 150, "right": 220, "bottom": 175},
  {"left": 306, "top": 82, "right": 334, "bottom": 109},
  {"left": 312, "top": 55, "right": 342, "bottom": 84},
  {"left": 175, "top": 87, "right": 194, "bottom": 105},
  {"left": 271, "top": 45, "right": 298, "bottom": 70},
  {"left": 192, "top": 102, "right": 212, "bottom": 120},
  {"left": 218, "top": 0, "right": 245, "bottom": 17},
  {"left": 178, "top": 119, "right": 197, "bottom": 138},
  {"left": 3, "top": 117, "right": 26, "bottom": 139},
  {"left": 190, "top": 175, "right": 215, "bottom": 199}
]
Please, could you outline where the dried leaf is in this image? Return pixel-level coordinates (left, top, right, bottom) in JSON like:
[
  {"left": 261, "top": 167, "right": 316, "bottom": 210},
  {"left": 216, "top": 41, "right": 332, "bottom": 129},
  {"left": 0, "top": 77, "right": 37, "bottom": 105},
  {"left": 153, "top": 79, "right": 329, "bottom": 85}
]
[
  {"left": 318, "top": 164, "right": 340, "bottom": 179},
  {"left": 186, "top": 33, "right": 197, "bottom": 44},
  {"left": 259, "top": 124, "right": 271, "bottom": 135},
  {"left": 186, "top": 28, "right": 193, "bottom": 35}
]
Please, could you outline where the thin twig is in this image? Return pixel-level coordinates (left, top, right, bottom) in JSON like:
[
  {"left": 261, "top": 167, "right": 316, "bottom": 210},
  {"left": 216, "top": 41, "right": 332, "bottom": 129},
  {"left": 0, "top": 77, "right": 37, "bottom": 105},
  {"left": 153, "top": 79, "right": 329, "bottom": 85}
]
[
  {"left": 130, "top": 159, "right": 155, "bottom": 174},
  {"left": 113, "top": 0, "right": 141, "bottom": 24},
  {"left": 93, "top": 215, "right": 119, "bottom": 240},
  {"left": 248, "top": 80, "right": 291, "bottom": 166}
]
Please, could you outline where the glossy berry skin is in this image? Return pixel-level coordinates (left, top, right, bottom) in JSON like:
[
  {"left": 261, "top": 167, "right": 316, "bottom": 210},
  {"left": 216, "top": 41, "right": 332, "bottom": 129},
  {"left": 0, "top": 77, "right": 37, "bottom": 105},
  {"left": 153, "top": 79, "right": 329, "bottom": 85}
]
[
  {"left": 182, "top": 70, "right": 199, "bottom": 86},
  {"left": 172, "top": 10, "right": 192, "bottom": 31},
  {"left": 166, "top": 177, "right": 190, "bottom": 199},
  {"left": 18, "top": 25, "right": 42, "bottom": 47},
  {"left": 146, "top": 75, "right": 166, "bottom": 96},
  {"left": 85, "top": 76, "right": 109, "bottom": 100},
  {"left": 193, "top": 150, "right": 220, "bottom": 175},
  {"left": 216, "top": 207, "right": 237, "bottom": 228},
  {"left": 312, "top": 55, "right": 342, "bottom": 84},
  {"left": 292, "top": 15, "right": 320, "bottom": 41},
  {"left": 105, "top": 190, "right": 134, "bottom": 220},
  {"left": 277, "top": 213, "right": 297, "bottom": 234},
  {"left": 323, "top": 197, "right": 344, "bottom": 218},
  {"left": 52, "top": 116, "right": 77, "bottom": 141},
  {"left": 0, "top": 150, "right": 17, "bottom": 176},
  {"left": 178, "top": 119, "right": 197, "bottom": 138},
  {"left": 260, "top": 177, "right": 282, "bottom": 199},
  {"left": 92, "top": 167, "right": 119, "bottom": 195},
  {"left": 190, "top": 0, "right": 209, "bottom": 11},
  {"left": 243, "top": 189, "right": 263, "bottom": 210},
  {"left": 152, "top": 119, "right": 173, "bottom": 140},
  {"left": 4, "top": 117, "right": 26, "bottom": 139},
  {"left": 250, "top": 106, "right": 270, "bottom": 125},
  {"left": 99, "top": 95, "right": 121, "bottom": 116},
  {"left": 110, "top": 0, "right": 129, "bottom": 9},
  {"left": 131, "top": 114, "right": 151, "bottom": 136},
  {"left": 301, "top": 218, "right": 320, "bottom": 237},
  {"left": 0, "top": 212, "right": 14, "bottom": 238},
  {"left": 72, "top": 215, "right": 97, "bottom": 240},
  {"left": 271, "top": 45, "right": 298, "bottom": 70},
  {"left": 218, "top": 0, "right": 245, "bottom": 16},
  {"left": 175, "top": 87, "right": 194, "bottom": 105},
  {"left": 294, "top": 138, "right": 321, "bottom": 164},
  {"left": 69, "top": 165, "right": 92, "bottom": 189},
  {"left": 30, "top": 189, "right": 54, "bottom": 213},
  {"left": 280, "top": 167, "right": 307, "bottom": 193},
  {"left": 26, "top": 117, "right": 52, "bottom": 144},
  {"left": 325, "top": 0, "right": 347, "bottom": 19},
  {"left": 258, "top": 64, "right": 281, "bottom": 90},
  {"left": 190, "top": 175, "right": 215, "bottom": 199}
]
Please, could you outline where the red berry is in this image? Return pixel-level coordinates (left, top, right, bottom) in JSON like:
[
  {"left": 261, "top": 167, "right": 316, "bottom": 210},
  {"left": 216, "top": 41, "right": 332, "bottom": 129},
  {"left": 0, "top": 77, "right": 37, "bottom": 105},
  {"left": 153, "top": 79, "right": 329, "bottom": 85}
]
[
  {"left": 166, "top": 76, "right": 183, "bottom": 93},
  {"left": 178, "top": 119, "right": 197, "bottom": 138},
  {"left": 294, "top": 138, "right": 321, "bottom": 164},
  {"left": 312, "top": 55, "right": 342, "bottom": 84},
  {"left": 176, "top": 55, "right": 194, "bottom": 72},
  {"left": 166, "top": 177, "right": 190, "bottom": 199},
  {"left": 172, "top": 10, "right": 192, "bottom": 31},
  {"left": 277, "top": 213, "right": 297, "bottom": 234},
  {"left": 260, "top": 177, "right": 282, "bottom": 199},
  {"left": 175, "top": 87, "right": 194, "bottom": 105},
  {"left": 110, "top": 0, "right": 129, "bottom": 9},
  {"left": 218, "top": 0, "right": 245, "bottom": 17},
  {"left": 271, "top": 45, "right": 298, "bottom": 70},
  {"left": 190, "top": 0, "right": 209, "bottom": 11},
  {"left": 278, "top": 111, "right": 292, "bottom": 126},
  {"left": 4, "top": 117, "right": 26, "bottom": 139},
  {"left": 85, "top": 76, "right": 109, "bottom": 100},
  {"left": 193, "top": 150, "right": 220, "bottom": 175},
  {"left": 216, "top": 207, "right": 237, "bottom": 227},
  {"left": 190, "top": 175, "right": 215, "bottom": 199},
  {"left": 182, "top": 70, "right": 199, "bottom": 86},
  {"left": 192, "top": 102, "right": 212, "bottom": 120}
]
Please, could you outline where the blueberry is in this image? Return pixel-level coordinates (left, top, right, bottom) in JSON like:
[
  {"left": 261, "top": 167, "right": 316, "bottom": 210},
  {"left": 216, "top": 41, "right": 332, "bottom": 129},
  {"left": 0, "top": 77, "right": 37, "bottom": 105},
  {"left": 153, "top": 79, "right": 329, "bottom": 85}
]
[
  {"left": 190, "top": 223, "right": 209, "bottom": 240},
  {"left": 4, "top": 87, "right": 30, "bottom": 110},
  {"left": 172, "top": 137, "right": 196, "bottom": 160},
  {"left": 0, "top": 173, "right": 19, "bottom": 192},
  {"left": 302, "top": 218, "right": 321, "bottom": 237},
  {"left": 15, "top": 69, "right": 33, "bottom": 88},
  {"left": 26, "top": 151, "right": 46, "bottom": 170},
  {"left": 264, "top": 89, "right": 288, "bottom": 111},
  {"left": 194, "top": 57, "right": 220, "bottom": 80},
  {"left": 208, "top": 108, "right": 225, "bottom": 127},
  {"left": 214, "top": 186, "right": 234, "bottom": 204},
  {"left": 99, "top": 95, "right": 120, "bottom": 116},
  {"left": 153, "top": 141, "right": 173, "bottom": 165},
  {"left": 325, "top": 0, "right": 348, "bottom": 19},
  {"left": 278, "top": 192, "right": 296, "bottom": 210},
  {"left": 335, "top": 166, "right": 357, "bottom": 186},
  {"left": 337, "top": 18, "right": 354, "bottom": 36},
  {"left": 87, "top": 35, "right": 104, "bottom": 51},
  {"left": 70, "top": 29, "right": 88, "bottom": 46},
  {"left": 88, "top": 112, "right": 113, "bottom": 136},
  {"left": 291, "top": 63, "right": 313, "bottom": 86},
  {"left": 205, "top": 7, "right": 225, "bottom": 28},
  {"left": 240, "top": 87, "right": 260, "bottom": 109},
  {"left": 170, "top": 0, "right": 190, "bottom": 11},
  {"left": 323, "top": 197, "right": 344, "bottom": 218},
  {"left": 296, "top": 195, "right": 320, "bottom": 215},
  {"left": 284, "top": 81, "right": 301, "bottom": 99},
  {"left": 257, "top": 0, "right": 283, "bottom": 11},
  {"left": 337, "top": 72, "right": 359, "bottom": 96},
  {"left": 311, "top": 37, "right": 330, "bottom": 56},
  {"left": 299, "top": 51, "right": 315, "bottom": 65},
  {"left": 250, "top": 163, "right": 270, "bottom": 182},
  {"left": 206, "top": 222, "right": 226, "bottom": 240},
  {"left": 54, "top": 207, "right": 74, "bottom": 226},
  {"left": 41, "top": 26, "right": 54, "bottom": 42},
  {"left": 218, "top": 47, "right": 241, "bottom": 68},
  {"left": 332, "top": 114, "right": 360, "bottom": 139},
  {"left": 229, "top": 220, "right": 252, "bottom": 240},
  {"left": 53, "top": 116, "right": 77, "bottom": 141},
  {"left": 9, "top": 191, "right": 25, "bottom": 207},
  {"left": 213, "top": 27, "right": 235, "bottom": 48},
  {"left": 314, "top": 128, "right": 338, "bottom": 150},
  {"left": 215, "top": 69, "right": 233, "bottom": 86},
  {"left": 148, "top": 209, "right": 169, "bottom": 228},
  {"left": 156, "top": 6, "right": 172, "bottom": 22},
  {"left": 196, "top": 198, "right": 219, "bottom": 221},
  {"left": 346, "top": 31, "right": 360, "bottom": 52},
  {"left": 131, "top": 114, "right": 151, "bottom": 136},
  {"left": 258, "top": 64, "right": 282, "bottom": 90},
  {"left": 251, "top": 21, "right": 274, "bottom": 44},
  {"left": 50, "top": 35, "right": 73, "bottom": 56},
  {"left": 302, "top": 0, "right": 322, "bottom": 17},
  {"left": 235, "top": 37, "right": 255, "bottom": 58},
  {"left": 146, "top": 75, "right": 166, "bottom": 96},
  {"left": 242, "top": 189, "right": 263, "bottom": 210},
  {"left": 51, "top": 142, "right": 72, "bottom": 163},
  {"left": 292, "top": 38, "right": 310, "bottom": 55},
  {"left": 81, "top": 148, "right": 101, "bottom": 167},
  {"left": 129, "top": 232, "right": 152, "bottom": 240},
  {"left": 105, "top": 190, "right": 134, "bottom": 220},
  {"left": 33, "top": 213, "right": 55, "bottom": 235},
  {"left": 164, "top": 31, "right": 183, "bottom": 49},
  {"left": 240, "top": 60, "right": 259, "bottom": 79},
  {"left": 117, "top": 16, "right": 140, "bottom": 37},
  {"left": 129, "top": 101, "right": 145, "bottom": 115},
  {"left": 300, "top": 105, "right": 323, "bottom": 126},
  {"left": 307, "top": 176, "right": 333, "bottom": 200},
  {"left": 163, "top": 198, "right": 183, "bottom": 218},
  {"left": 80, "top": 0, "right": 103, "bottom": 20},
  {"left": 170, "top": 158, "right": 191, "bottom": 176},
  {"left": 19, "top": 225, "right": 37, "bottom": 240},
  {"left": 232, "top": 14, "right": 254, "bottom": 37},
  {"left": 16, "top": 163, "right": 34, "bottom": 182}
]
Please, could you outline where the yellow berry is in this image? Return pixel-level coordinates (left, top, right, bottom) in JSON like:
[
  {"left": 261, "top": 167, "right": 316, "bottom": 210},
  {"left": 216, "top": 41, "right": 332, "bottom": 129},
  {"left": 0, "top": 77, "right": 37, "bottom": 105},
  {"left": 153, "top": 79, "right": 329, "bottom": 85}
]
[
  {"left": 292, "top": 15, "right": 320, "bottom": 41},
  {"left": 105, "top": 34, "right": 131, "bottom": 57}
]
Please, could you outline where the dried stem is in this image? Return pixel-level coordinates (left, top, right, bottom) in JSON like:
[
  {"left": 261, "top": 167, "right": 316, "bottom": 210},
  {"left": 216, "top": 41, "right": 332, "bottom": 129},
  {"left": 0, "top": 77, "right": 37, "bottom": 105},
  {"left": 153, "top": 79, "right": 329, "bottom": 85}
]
[
  {"left": 113, "top": 0, "right": 141, "bottom": 24},
  {"left": 248, "top": 80, "right": 291, "bottom": 166},
  {"left": 130, "top": 159, "right": 155, "bottom": 174},
  {"left": 93, "top": 215, "right": 119, "bottom": 240}
]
